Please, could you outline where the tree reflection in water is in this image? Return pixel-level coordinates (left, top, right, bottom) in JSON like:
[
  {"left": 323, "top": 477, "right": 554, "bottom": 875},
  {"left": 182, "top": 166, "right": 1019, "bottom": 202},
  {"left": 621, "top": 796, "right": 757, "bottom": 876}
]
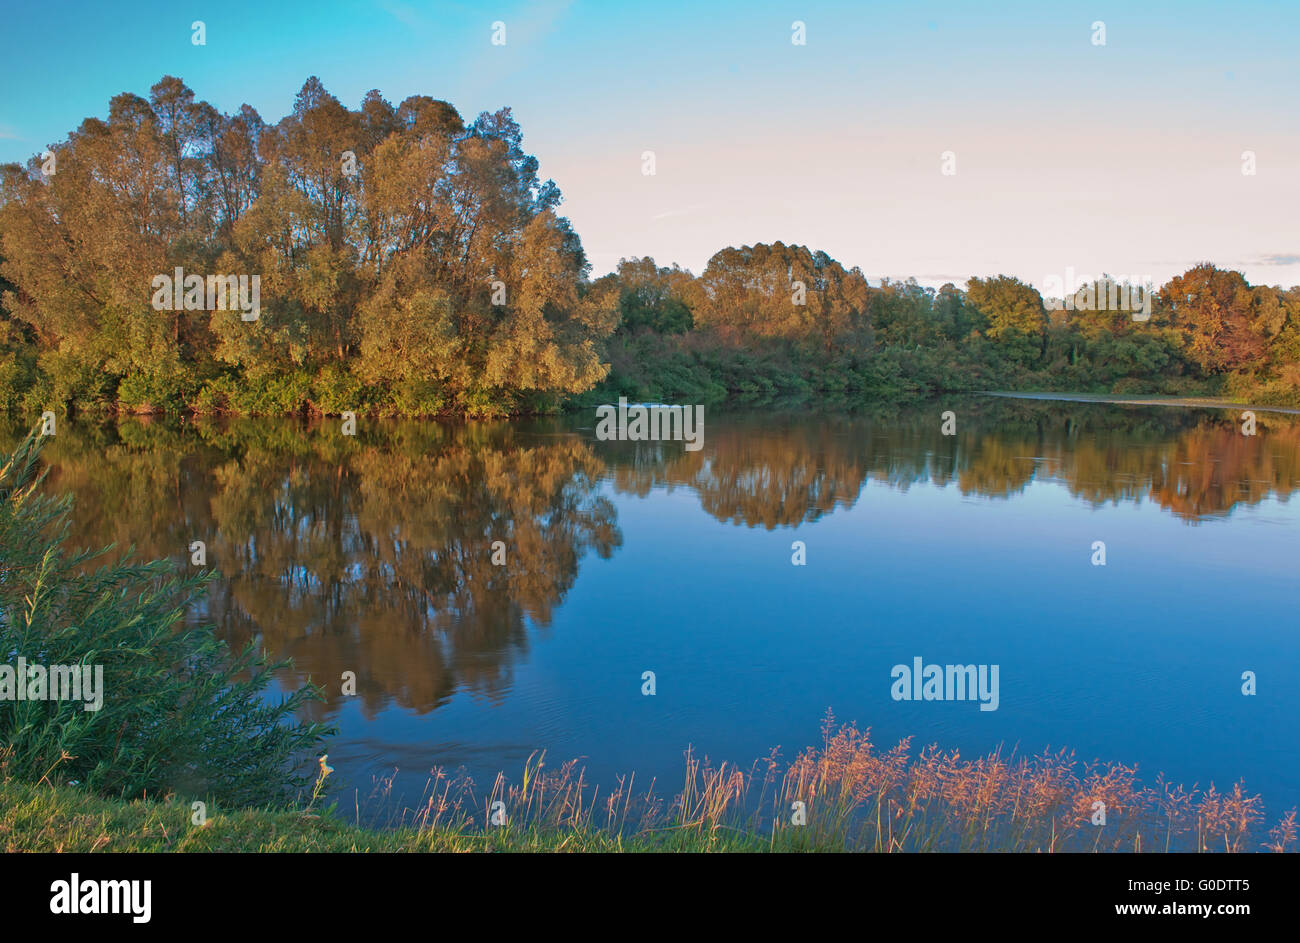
[{"left": 10, "top": 399, "right": 1298, "bottom": 719}]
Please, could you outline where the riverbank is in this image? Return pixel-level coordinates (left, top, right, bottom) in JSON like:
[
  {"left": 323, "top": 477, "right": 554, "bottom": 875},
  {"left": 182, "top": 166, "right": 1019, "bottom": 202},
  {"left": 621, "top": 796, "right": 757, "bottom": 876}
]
[
  {"left": 0, "top": 781, "right": 651, "bottom": 852},
  {"left": 5, "top": 423, "right": 1298, "bottom": 856},
  {"left": 3, "top": 773, "right": 1295, "bottom": 854},
  {"left": 5, "top": 723, "right": 1296, "bottom": 853},
  {"left": 983, "top": 391, "right": 1300, "bottom": 414}
]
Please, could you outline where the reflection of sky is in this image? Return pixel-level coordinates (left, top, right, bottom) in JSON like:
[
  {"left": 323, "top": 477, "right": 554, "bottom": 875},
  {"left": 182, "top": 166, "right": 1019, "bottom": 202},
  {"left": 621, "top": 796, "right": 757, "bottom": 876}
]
[{"left": 320, "top": 467, "right": 1300, "bottom": 822}]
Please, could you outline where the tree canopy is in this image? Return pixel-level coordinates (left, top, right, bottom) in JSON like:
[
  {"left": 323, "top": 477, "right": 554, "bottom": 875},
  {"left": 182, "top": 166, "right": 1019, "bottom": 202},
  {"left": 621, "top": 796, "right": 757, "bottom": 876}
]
[
  {"left": 0, "top": 76, "right": 615, "bottom": 417},
  {"left": 2, "top": 77, "right": 1299, "bottom": 415}
]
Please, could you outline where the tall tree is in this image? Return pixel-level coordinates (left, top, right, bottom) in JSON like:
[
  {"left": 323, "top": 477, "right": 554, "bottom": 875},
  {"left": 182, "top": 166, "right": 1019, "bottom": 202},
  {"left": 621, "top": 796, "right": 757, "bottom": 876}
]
[
  {"left": 1159, "top": 264, "right": 1266, "bottom": 373},
  {"left": 692, "top": 242, "right": 871, "bottom": 352}
]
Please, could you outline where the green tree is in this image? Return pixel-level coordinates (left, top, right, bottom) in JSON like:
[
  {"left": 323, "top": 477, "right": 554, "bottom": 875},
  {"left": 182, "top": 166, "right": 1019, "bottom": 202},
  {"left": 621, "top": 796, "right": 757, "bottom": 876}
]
[
  {"left": 592, "top": 257, "right": 694, "bottom": 334},
  {"left": 965, "top": 275, "right": 1046, "bottom": 342},
  {"left": 965, "top": 275, "right": 1046, "bottom": 366}
]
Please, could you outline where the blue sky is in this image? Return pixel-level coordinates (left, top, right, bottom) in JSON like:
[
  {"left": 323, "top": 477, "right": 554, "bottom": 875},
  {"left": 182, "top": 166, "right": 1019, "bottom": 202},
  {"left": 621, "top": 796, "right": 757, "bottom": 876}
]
[{"left": 2, "top": 0, "right": 1297, "bottom": 288}]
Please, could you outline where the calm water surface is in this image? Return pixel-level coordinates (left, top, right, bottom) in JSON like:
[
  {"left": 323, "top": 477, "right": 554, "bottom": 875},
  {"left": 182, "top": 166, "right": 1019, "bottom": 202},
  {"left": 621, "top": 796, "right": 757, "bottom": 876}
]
[{"left": 15, "top": 396, "right": 1300, "bottom": 817}]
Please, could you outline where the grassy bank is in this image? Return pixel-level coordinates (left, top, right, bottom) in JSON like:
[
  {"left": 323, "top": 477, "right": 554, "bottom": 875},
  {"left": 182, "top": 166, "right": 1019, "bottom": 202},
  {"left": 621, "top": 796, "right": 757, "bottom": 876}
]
[
  {"left": 6, "top": 722, "right": 1297, "bottom": 853},
  {"left": 0, "top": 777, "right": 802, "bottom": 852},
  {"left": 0, "top": 780, "right": 658, "bottom": 853}
]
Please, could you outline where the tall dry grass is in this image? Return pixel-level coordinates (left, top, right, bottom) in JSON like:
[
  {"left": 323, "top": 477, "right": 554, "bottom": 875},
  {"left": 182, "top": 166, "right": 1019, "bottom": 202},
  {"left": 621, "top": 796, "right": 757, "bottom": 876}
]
[{"left": 346, "top": 713, "right": 1297, "bottom": 853}]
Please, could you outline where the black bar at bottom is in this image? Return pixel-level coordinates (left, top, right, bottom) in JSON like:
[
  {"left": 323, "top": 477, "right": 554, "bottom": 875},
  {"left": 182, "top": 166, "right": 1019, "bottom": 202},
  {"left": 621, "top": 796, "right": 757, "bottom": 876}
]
[{"left": 1, "top": 851, "right": 1283, "bottom": 931}]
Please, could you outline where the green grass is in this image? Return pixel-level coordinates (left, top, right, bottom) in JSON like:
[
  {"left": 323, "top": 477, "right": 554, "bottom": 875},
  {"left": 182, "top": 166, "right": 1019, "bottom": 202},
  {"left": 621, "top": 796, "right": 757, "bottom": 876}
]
[{"left": 0, "top": 780, "right": 779, "bottom": 853}]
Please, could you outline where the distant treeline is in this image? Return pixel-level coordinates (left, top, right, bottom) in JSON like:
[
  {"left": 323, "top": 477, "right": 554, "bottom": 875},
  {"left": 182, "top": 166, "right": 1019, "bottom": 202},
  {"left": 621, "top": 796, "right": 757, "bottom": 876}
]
[
  {"left": 588, "top": 253, "right": 1299, "bottom": 408},
  {"left": 2, "top": 77, "right": 1299, "bottom": 417}
]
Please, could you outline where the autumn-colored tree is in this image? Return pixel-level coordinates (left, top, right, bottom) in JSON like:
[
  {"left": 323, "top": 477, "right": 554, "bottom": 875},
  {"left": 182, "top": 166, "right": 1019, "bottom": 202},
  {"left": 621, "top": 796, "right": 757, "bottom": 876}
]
[
  {"left": 1262, "top": 287, "right": 1300, "bottom": 393},
  {"left": 692, "top": 242, "right": 871, "bottom": 352},
  {"left": 1158, "top": 264, "right": 1268, "bottom": 373},
  {"left": 0, "top": 76, "right": 616, "bottom": 417},
  {"left": 3, "top": 78, "right": 1298, "bottom": 415},
  {"left": 0, "top": 89, "right": 196, "bottom": 408},
  {"left": 350, "top": 98, "right": 616, "bottom": 407},
  {"left": 964, "top": 275, "right": 1046, "bottom": 344}
]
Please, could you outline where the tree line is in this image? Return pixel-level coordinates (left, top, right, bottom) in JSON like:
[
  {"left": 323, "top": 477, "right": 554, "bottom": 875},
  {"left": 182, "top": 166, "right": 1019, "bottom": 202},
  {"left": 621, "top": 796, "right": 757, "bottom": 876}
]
[
  {"left": 592, "top": 252, "right": 1300, "bottom": 408},
  {"left": 3, "top": 76, "right": 1299, "bottom": 417}
]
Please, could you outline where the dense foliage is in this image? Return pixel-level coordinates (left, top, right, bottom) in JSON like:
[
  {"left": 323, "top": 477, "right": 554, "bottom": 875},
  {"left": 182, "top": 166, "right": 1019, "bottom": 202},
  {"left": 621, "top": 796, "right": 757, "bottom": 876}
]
[
  {"left": 2, "top": 77, "right": 1299, "bottom": 415},
  {"left": 590, "top": 253, "right": 1300, "bottom": 407},
  {"left": 0, "top": 77, "right": 612, "bottom": 418},
  {"left": 0, "top": 430, "right": 328, "bottom": 805}
]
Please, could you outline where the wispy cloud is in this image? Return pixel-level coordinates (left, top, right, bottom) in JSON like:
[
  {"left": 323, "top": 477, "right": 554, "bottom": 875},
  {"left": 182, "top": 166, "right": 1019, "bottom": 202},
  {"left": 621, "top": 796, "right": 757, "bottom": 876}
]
[
  {"left": 651, "top": 204, "right": 710, "bottom": 221},
  {"left": 376, "top": 0, "right": 422, "bottom": 29},
  {"left": 1255, "top": 253, "right": 1300, "bottom": 266},
  {"left": 915, "top": 273, "right": 969, "bottom": 284},
  {"left": 459, "top": 0, "right": 575, "bottom": 100}
]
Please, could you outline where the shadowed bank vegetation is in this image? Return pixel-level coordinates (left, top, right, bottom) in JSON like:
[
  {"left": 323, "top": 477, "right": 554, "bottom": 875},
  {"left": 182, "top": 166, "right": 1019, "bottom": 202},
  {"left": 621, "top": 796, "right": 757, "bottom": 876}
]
[
  {"left": 0, "top": 430, "right": 328, "bottom": 806},
  {"left": 3, "top": 77, "right": 1300, "bottom": 418}
]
